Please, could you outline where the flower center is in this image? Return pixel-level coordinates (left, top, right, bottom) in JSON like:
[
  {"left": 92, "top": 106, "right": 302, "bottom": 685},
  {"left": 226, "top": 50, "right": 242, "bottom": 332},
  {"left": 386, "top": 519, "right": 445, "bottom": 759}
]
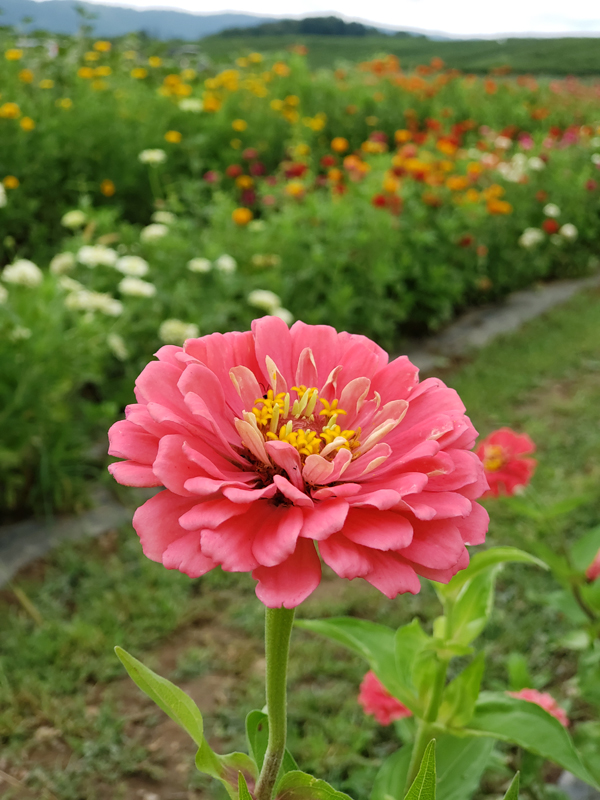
[
  {"left": 482, "top": 444, "right": 506, "bottom": 472},
  {"left": 250, "top": 386, "right": 361, "bottom": 458}
]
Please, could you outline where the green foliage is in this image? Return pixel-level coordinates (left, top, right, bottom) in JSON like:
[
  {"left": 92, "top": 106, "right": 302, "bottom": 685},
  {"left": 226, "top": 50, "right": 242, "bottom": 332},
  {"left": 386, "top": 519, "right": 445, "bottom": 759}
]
[
  {"left": 276, "top": 771, "right": 355, "bottom": 799},
  {"left": 404, "top": 740, "right": 436, "bottom": 800}
]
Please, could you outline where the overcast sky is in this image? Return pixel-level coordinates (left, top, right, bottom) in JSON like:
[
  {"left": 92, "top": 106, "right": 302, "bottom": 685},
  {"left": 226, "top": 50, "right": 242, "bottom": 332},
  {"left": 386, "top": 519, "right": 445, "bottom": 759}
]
[{"left": 66, "top": 0, "right": 600, "bottom": 36}]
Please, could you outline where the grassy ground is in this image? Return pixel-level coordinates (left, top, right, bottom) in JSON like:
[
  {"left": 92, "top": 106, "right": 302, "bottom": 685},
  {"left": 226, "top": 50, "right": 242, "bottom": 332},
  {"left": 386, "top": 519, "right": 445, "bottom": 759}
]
[
  {"left": 200, "top": 34, "right": 600, "bottom": 74},
  {"left": 1, "top": 287, "right": 600, "bottom": 799}
]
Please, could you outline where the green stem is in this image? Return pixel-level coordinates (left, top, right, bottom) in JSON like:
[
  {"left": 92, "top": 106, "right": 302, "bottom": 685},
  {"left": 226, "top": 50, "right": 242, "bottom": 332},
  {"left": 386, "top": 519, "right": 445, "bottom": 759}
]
[
  {"left": 10, "top": 584, "right": 43, "bottom": 626},
  {"left": 405, "top": 656, "right": 449, "bottom": 790},
  {"left": 254, "top": 606, "right": 295, "bottom": 800}
]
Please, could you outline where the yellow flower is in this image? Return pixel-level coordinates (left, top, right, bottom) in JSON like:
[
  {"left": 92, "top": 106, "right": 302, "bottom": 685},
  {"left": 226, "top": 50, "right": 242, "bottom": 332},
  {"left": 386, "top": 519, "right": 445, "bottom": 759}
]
[
  {"left": 232, "top": 118, "right": 248, "bottom": 131},
  {"left": 285, "top": 94, "right": 300, "bottom": 106},
  {"left": 283, "top": 109, "right": 299, "bottom": 124},
  {"left": 131, "top": 67, "right": 148, "bottom": 79},
  {"left": 394, "top": 129, "right": 411, "bottom": 144},
  {"left": 5, "top": 49, "right": 23, "bottom": 61},
  {"left": 383, "top": 175, "right": 399, "bottom": 193},
  {"left": 483, "top": 184, "right": 505, "bottom": 200},
  {"left": 270, "top": 98, "right": 284, "bottom": 111},
  {"left": 180, "top": 68, "right": 196, "bottom": 81},
  {"left": 467, "top": 162, "right": 483, "bottom": 175},
  {"left": 249, "top": 52, "right": 263, "bottom": 63},
  {"left": 202, "top": 93, "right": 221, "bottom": 112},
  {"left": 57, "top": 98, "right": 72, "bottom": 109},
  {"left": 294, "top": 143, "right": 311, "bottom": 157},
  {"left": 3, "top": 175, "right": 19, "bottom": 189},
  {"left": 77, "top": 66, "right": 95, "bottom": 79},
  {"left": 163, "top": 73, "right": 181, "bottom": 87},
  {"left": 123, "top": 50, "right": 137, "bottom": 59},
  {"left": 93, "top": 40, "right": 112, "bottom": 52},
  {"left": 92, "top": 80, "right": 108, "bottom": 91},
  {"left": 331, "top": 137, "right": 349, "bottom": 153},
  {"left": 100, "top": 179, "right": 115, "bottom": 196},
  {"left": 285, "top": 180, "right": 305, "bottom": 198},
  {"left": 20, "top": 117, "right": 35, "bottom": 131},
  {"left": 148, "top": 56, "right": 162, "bottom": 67},
  {"left": 236, "top": 57, "right": 249, "bottom": 68},
  {"left": 18, "top": 69, "right": 34, "bottom": 83},
  {"left": 39, "top": 79, "right": 54, "bottom": 89},
  {"left": 464, "top": 188, "right": 480, "bottom": 203},
  {"left": 95, "top": 65, "right": 112, "bottom": 77},
  {"left": 236, "top": 175, "right": 254, "bottom": 190},
  {"left": 0, "top": 102, "right": 20, "bottom": 119},
  {"left": 174, "top": 83, "right": 192, "bottom": 97},
  {"left": 84, "top": 51, "right": 100, "bottom": 61},
  {"left": 272, "top": 62, "right": 290, "bottom": 77},
  {"left": 232, "top": 207, "right": 253, "bottom": 225},
  {"left": 164, "top": 130, "right": 182, "bottom": 143}
]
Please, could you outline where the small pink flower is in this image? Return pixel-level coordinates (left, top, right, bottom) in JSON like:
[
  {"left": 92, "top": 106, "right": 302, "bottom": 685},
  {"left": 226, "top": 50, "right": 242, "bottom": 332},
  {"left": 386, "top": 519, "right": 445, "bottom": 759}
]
[
  {"left": 508, "top": 689, "right": 569, "bottom": 727},
  {"left": 108, "top": 318, "right": 489, "bottom": 608},
  {"left": 586, "top": 548, "right": 600, "bottom": 581},
  {"left": 358, "top": 671, "right": 412, "bottom": 725},
  {"left": 476, "top": 428, "right": 536, "bottom": 497}
]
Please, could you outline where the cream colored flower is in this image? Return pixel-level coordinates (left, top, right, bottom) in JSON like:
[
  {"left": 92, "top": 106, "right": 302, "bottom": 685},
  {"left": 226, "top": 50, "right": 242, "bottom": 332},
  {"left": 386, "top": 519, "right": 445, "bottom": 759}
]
[
  {"left": 179, "top": 98, "right": 203, "bottom": 112},
  {"left": 107, "top": 333, "right": 129, "bottom": 360},
  {"left": 158, "top": 319, "right": 199, "bottom": 345},
  {"left": 61, "top": 209, "right": 87, "bottom": 228},
  {"left": 272, "top": 307, "right": 293, "bottom": 325},
  {"left": 65, "top": 289, "right": 123, "bottom": 316},
  {"left": 140, "top": 223, "right": 168, "bottom": 242},
  {"left": 215, "top": 254, "right": 237, "bottom": 273},
  {"left": 559, "top": 223, "right": 578, "bottom": 241},
  {"left": 248, "top": 289, "right": 281, "bottom": 313},
  {"left": 2, "top": 259, "right": 43, "bottom": 287},
  {"left": 187, "top": 257, "right": 212, "bottom": 273},
  {"left": 119, "top": 277, "right": 157, "bottom": 297},
  {"left": 50, "top": 252, "right": 76, "bottom": 274},
  {"left": 78, "top": 245, "right": 118, "bottom": 268},
  {"left": 139, "top": 149, "right": 166, "bottom": 165},
  {"left": 151, "top": 210, "right": 176, "bottom": 225},
  {"left": 116, "top": 255, "right": 149, "bottom": 276}
]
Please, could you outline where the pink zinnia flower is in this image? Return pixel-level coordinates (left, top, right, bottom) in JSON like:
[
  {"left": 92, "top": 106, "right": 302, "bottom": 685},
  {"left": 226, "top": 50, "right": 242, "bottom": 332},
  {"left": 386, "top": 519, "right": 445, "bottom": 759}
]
[
  {"left": 108, "top": 317, "right": 489, "bottom": 608},
  {"left": 508, "top": 689, "right": 569, "bottom": 727},
  {"left": 358, "top": 671, "right": 412, "bottom": 725},
  {"left": 586, "top": 548, "right": 600, "bottom": 581},
  {"left": 476, "top": 428, "right": 536, "bottom": 497}
]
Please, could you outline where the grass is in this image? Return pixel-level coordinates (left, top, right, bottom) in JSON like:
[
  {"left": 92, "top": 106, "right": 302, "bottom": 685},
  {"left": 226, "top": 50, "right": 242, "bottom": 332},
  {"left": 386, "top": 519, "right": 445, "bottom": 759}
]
[
  {"left": 1, "top": 287, "right": 600, "bottom": 798},
  {"left": 200, "top": 34, "right": 600, "bottom": 74}
]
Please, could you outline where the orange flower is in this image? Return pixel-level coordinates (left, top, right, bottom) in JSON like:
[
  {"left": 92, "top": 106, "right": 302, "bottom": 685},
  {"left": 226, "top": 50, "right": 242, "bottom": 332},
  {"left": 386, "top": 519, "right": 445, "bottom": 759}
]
[
  {"left": 483, "top": 184, "right": 505, "bottom": 200},
  {"left": 331, "top": 137, "right": 349, "bottom": 153},
  {"left": 164, "top": 130, "right": 182, "bottom": 143},
  {"left": 203, "top": 93, "right": 221, "bottom": 112},
  {"left": 18, "top": 68, "right": 34, "bottom": 83},
  {"left": 20, "top": 117, "right": 35, "bottom": 131},
  {"left": 394, "top": 129, "right": 411, "bottom": 144},
  {"left": 272, "top": 62, "right": 290, "bottom": 77},
  {"left": 93, "top": 40, "right": 112, "bottom": 52},
  {"left": 285, "top": 180, "right": 305, "bottom": 198},
  {"left": 486, "top": 198, "right": 512, "bottom": 215},
  {"left": 436, "top": 138, "right": 457, "bottom": 156},
  {"left": 484, "top": 79, "right": 497, "bottom": 94},
  {"left": 446, "top": 175, "right": 469, "bottom": 191},
  {"left": 100, "top": 179, "right": 115, "bottom": 196},
  {"left": 382, "top": 175, "right": 399, "bottom": 194},
  {"left": 327, "top": 168, "right": 343, "bottom": 182},
  {"left": 236, "top": 175, "right": 254, "bottom": 190},
  {"left": 3, "top": 175, "right": 19, "bottom": 189},
  {"left": 232, "top": 207, "right": 253, "bottom": 225}
]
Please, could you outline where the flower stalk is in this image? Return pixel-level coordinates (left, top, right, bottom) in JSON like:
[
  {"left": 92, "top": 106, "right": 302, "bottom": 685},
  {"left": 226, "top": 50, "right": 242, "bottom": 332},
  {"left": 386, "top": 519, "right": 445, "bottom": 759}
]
[{"left": 254, "top": 606, "right": 295, "bottom": 800}]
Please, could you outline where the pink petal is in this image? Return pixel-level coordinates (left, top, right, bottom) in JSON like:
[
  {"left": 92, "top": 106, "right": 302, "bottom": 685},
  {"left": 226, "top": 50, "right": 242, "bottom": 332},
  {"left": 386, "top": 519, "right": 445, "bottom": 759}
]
[
  {"left": 133, "top": 491, "right": 197, "bottom": 561},
  {"left": 229, "top": 365, "right": 264, "bottom": 410},
  {"left": 252, "top": 316, "right": 294, "bottom": 387},
  {"left": 319, "top": 533, "right": 375, "bottom": 578},
  {"left": 400, "top": 520, "right": 465, "bottom": 570},
  {"left": 178, "top": 363, "right": 239, "bottom": 432},
  {"left": 299, "top": 499, "right": 349, "bottom": 541},
  {"left": 273, "top": 474, "right": 313, "bottom": 508},
  {"left": 251, "top": 505, "right": 305, "bottom": 566},
  {"left": 338, "top": 377, "right": 371, "bottom": 419},
  {"left": 182, "top": 440, "right": 254, "bottom": 481},
  {"left": 312, "top": 483, "right": 362, "bottom": 500},
  {"left": 179, "top": 498, "right": 251, "bottom": 531},
  {"left": 135, "top": 360, "right": 187, "bottom": 412},
  {"left": 152, "top": 434, "right": 197, "bottom": 496},
  {"left": 347, "top": 489, "right": 403, "bottom": 511},
  {"left": 403, "top": 491, "right": 472, "bottom": 520},
  {"left": 223, "top": 484, "right": 278, "bottom": 503},
  {"left": 363, "top": 551, "right": 421, "bottom": 597},
  {"left": 163, "top": 531, "right": 217, "bottom": 578},
  {"left": 341, "top": 508, "right": 413, "bottom": 551},
  {"left": 201, "top": 510, "right": 261, "bottom": 572},
  {"left": 253, "top": 539, "right": 322, "bottom": 607},
  {"left": 266, "top": 440, "right": 304, "bottom": 490},
  {"left": 414, "top": 547, "right": 469, "bottom": 583},
  {"left": 108, "top": 461, "right": 162, "bottom": 487},
  {"left": 108, "top": 419, "right": 158, "bottom": 463},
  {"left": 427, "top": 450, "right": 484, "bottom": 492},
  {"left": 303, "top": 454, "right": 335, "bottom": 485},
  {"left": 295, "top": 346, "right": 319, "bottom": 388},
  {"left": 455, "top": 502, "right": 489, "bottom": 545},
  {"left": 290, "top": 321, "right": 342, "bottom": 388},
  {"left": 371, "top": 355, "right": 419, "bottom": 403}
]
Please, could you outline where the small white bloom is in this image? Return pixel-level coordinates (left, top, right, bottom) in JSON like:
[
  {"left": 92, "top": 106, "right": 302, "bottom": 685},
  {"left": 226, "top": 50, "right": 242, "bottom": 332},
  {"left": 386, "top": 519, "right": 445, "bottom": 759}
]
[
  {"left": 494, "top": 135, "right": 512, "bottom": 150},
  {"left": 61, "top": 209, "right": 87, "bottom": 228},
  {"left": 50, "top": 252, "right": 76, "bottom": 274},
  {"left": 65, "top": 289, "right": 123, "bottom": 316},
  {"left": 119, "top": 276, "right": 157, "bottom": 297},
  {"left": 179, "top": 98, "right": 203, "bottom": 112},
  {"left": 248, "top": 219, "right": 266, "bottom": 232},
  {"left": 0, "top": 184, "right": 7, "bottom": 208},
  {"left": 543, "top": 203, "right": 561, "bottom": 218},
  {"left": 107, "top": 333, "right": 129, "bottom": 361},
  {"left": 140, "top": 223, "right": 168, "bottom": 242},
  {"left": 2, "top": 259, "right": 43, "bottom": 287},
  {"left": 518, "top": 227, "right": 544, "bottom": 249},
  {"left": 248, "top": 289, "right": 281, "bottom": 313},
  {"left": 512, "top": 153, "right": 527, "bottom": 167},
  {"left": 272, "top": 307, "right": 293, "bottom": 325},
  {"left": 215, "top": 254, "right": 237, "bottom": 273},
  {"left": 116, "top": 255, "right": 149, "bottom": 276},
  {"left": 527, "top": 157, "right": 545, "bottom": 171},
  {"left": 158, "top": 319, "right": 199, "bottom": 345},
  {"left": 591, "top": 153, "right": 600, "bottom": 166},
  {"left": 559, "top": 223, "right": 578, "bottom": 241},
  {"left": 10, "top": 326, "right": 32, "bottom": 341},
  {"left": 151, "top": 210, "right": 176, "bottom": 225},
  {"left": 0, "top": 284, "right": 8, "bottom": 304},
  {"left": 77, "top": 244, "right": 118, "bottom": 268},
  {"left": 139, "top": 149, "right": 166, "bottom": 165},
  {"left": 58, "top": 276, "right": 84, "bottom": 292},
  {"left": 187, "top": 257, "right": 212, "bottom": 273}
]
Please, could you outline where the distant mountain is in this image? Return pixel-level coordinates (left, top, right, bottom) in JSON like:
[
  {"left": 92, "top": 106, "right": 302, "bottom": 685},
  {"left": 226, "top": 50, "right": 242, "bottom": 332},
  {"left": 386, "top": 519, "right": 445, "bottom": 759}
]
[
  {"left": 0, "top": 0, "right": 277, "bottom": 40},
  {"left": 220, "top": 16, "right": 382, "bottom": 38}
]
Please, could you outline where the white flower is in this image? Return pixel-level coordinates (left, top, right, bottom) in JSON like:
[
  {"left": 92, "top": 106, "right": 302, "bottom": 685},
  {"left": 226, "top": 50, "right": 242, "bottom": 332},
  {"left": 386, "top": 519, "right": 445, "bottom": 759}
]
[
  {"left": 559, "top": 223, "right": 578, "bottom": 241},
  {"left": 496, "top": 161, "right": 524, "bottom": 182},
  {"left": 527, "top": 157, "right": 545, "bottom": 171},
  {"left": 590, "top": 136, "right": 600, "bottom": 148},
  {"left": 494, "top": 135, "right": 512, "bottom": 150},
  {"left": 61, "top": 209, "right": 87, "bottom": 228},
  {"left": 248, "top": 289, "right": 281, "bottom": 313},
  {"left": 179, "top": 98, "right": 203, "bottom": 112},
  {"left": 187, "top": 257, "right": 212, "bottom": 273},
  {"left": 107, "top": 333, "right": 128, "bottom": 361},
  {"left": 58, "top": 276, "right": 84, "bottom": 292},
  {"left": 119, "top": 277, "right": 157, "bottom": 297},
  {"left": 65, "top": 289, "right": 123, "bottom": 316},
  {"left": 512, "top": 153, "right": 527, "bottom": 168},
  {"left": 591, "top": 153, "right": 600, "bottom": 166},
  {"left": 10, "top": 326, "right": 32, "bottom": 341},
  {"left": 151, "top": 210, "right": 176, "bottom": 225},
  {"left": 158, "top": 319, "right": 199, "bottom": 345},
  {"left": 543, "top": 203, "right": 561, "bottom": 218},
  {"left": 139, "top": 149, "right": 166, "bottom": 165},
  {"left": 140, "top": 223, "right": 168, "bottom": 242},
  {"left": 248, "top": 219, "right": 266, "bottom": 232},
  {"left": 2, "top": 259, "right": 43, "bottom": 287},
  {"left": 50, "top": 252, "right": 76, "bottom": 274},
  {"left": 215, "top": 254, "right": 237, "bottom": 273},
  {"left": 272, "top": 307, "right": 294, "bottom": 325},
  {"left": 0, "top": 284, "right": 8, "bottom": 304},
  {"left": 0, "top": 184, "right": 7, "bottom": 208},
  {"left": 116, "top": 255, "right": 149, "bottom": 276},
  {"left": 518, "top": 228, "right": 544, "bottom": 249},
  {"left": 77, "top": 244, "right": 118, "bottom": 268}
]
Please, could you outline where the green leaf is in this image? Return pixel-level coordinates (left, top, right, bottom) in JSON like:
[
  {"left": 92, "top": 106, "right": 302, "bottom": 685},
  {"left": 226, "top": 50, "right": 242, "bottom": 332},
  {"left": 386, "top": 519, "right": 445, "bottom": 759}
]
[
  {"left": 435, "top": 734, "right": 494, "bottom": 800},
  {"left": 239, "top": 772, "right": 253, "bottom": 800},
  {"left": 371, "top": 748, "right": 411, "bottom": 800},
  {"left": 246, "top": 709, "right": 298, "bottom": 775},
  {"left": 275, "top": 770, "right": 354, "bottom": 799},
  {"left": 502, "top": 773, "right": 520, "bottom": 800},
  {"left": 502, "top": 497, "right": 544, "bottom": 520},
  {"left": 506, "top": 653, "right": 534, "bottom": 691},
  {"left": 438, "top": 653, "right": 485, "bottom": 728},
  {"left": 544, "top": 496, "right": 590, "bottom": 519},
  {"left": 394, "top": 619, "right": 434, "bottom": 710},
  {"left": 195, "top": 746, "right": 258, "bottom": 800},
  {"left": 571, "top": 525, "right": 600, "bottom": 573},
  {"left": 114, "top": 645, "right": 204, "bottom": 746},
  {"left": 404, "top": 740, "right": 436, "bottom": 800},
  {"left": 465, "top": 692, "right": 599, "bottom": 789},
  {"left": 448, "top": 568, "right": 498, "bottom": 646},
  {"left": 439, "top": 547, "right": 547, "bottom": 601}
]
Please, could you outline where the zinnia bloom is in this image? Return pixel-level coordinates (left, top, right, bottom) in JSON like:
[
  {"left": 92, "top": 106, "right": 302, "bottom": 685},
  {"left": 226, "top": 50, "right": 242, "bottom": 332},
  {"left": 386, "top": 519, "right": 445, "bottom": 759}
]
[
  {"left": 108, "top": 318, "right": 489, "bottom": 608},
  {"left": 476, "top": 428, "right": 536, "bottom": 497},
  {"left": 586, "top": 549, "right": 600, "bottom": 581},
  {"left": 358, "top": 671, "right": 412, "bottom": 725},
  {"left": 508, "top": 689, "right": 568, "bottom": 727}
]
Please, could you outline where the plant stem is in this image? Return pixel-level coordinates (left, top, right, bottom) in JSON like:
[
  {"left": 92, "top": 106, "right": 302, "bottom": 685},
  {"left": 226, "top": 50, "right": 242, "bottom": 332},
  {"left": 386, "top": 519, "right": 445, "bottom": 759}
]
[
  {"left": 10, "top": 584, "right": 43, "bottom": 626},
  {"left": 254, "top": 606, "right": 295, "bottom": 800}
]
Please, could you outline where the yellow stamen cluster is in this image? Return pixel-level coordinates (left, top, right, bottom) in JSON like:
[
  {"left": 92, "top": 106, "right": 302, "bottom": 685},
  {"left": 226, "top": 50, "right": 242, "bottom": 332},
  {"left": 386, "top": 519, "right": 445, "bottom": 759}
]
[
  {"left": 251, "top": 386, "right": 360, "bottom": 458},
  {"left": 482, "top": 444, "right": 505, "bottom": 472}
]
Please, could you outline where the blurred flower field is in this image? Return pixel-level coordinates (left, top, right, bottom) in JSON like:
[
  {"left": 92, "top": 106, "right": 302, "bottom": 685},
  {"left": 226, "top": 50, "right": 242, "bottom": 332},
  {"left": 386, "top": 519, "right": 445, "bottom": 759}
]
[{"left": 1, "top": 30, "right": 600, "bottom": 519}]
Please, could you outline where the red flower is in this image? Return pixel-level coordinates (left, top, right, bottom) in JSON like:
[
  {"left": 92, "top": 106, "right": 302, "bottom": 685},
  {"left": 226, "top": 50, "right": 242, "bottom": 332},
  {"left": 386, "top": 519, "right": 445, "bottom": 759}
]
[
  {"left": 108, "top": 317, "right": 489, "bottom": 608},
  {"left": 508, "top": 689, "right": 568, "bottom": 727},
  {"left": 535, "top": 190, "right": 548, "bottom": 202},
  {"left": 203, "top": 170, "right": 220, "bottom": 183},
  {"left": 249, "top": 161, "right": 266, "bottom": 177},
  {"left": 242, "top": 148, "right": 259, "bottom": 161},
  {"left": 542, "top": 219, "right": 559, "bottom": 234},
  {"left": 371, "top": 193, "right": 387, "bottom": 208},
  {"left": 458, "top": 234, "right": 474, "bottom": 248},
  {"left": 586, "top": 549, "right": 600, "bottom": 581},
  {"left": 358, "top": 671, "right": 412, "bottom": 725},
  {"left": 320, "top": 155, "right": 336, "bottom": 168},
  {"left": 225, "top": 164, "right": 243, "bottom": 179},
  {"left": 476, "top": 428, "right": 536, "bottom": 497},
  {"left": 586, "top": 179, "right": 597, "bottom": 191},
  {"left": 284, "top": 162, "right": 308, "bottom": 179}
]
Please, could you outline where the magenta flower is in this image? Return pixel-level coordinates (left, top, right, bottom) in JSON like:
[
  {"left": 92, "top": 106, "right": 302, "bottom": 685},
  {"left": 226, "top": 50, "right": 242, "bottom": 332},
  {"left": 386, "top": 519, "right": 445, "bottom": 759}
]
[
  {"left": 586, "top": 548, "right": 600, "bottom": 581},
  {"left": 358, "top": 671, "right": 412, "bottom": 725},
  {"left": 108, "top": 317, "right": 489, "bottom": 608},
  {"left": 475, "top": 428, "right": 536, "bottom": 497},
  {"left": 508, "top": 689, "right": 569, "bottom": 727}
]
